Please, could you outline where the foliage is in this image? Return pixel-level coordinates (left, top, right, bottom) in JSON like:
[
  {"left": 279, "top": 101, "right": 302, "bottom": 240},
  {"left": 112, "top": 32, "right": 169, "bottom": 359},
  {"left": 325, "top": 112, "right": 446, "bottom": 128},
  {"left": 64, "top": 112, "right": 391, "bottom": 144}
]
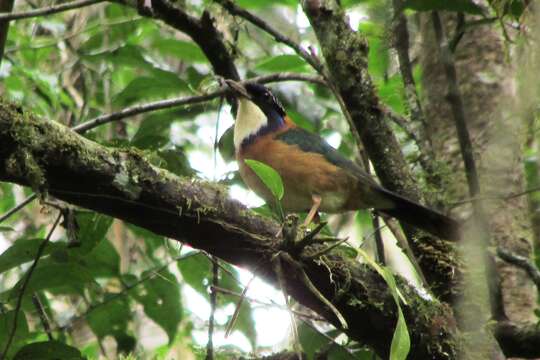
[{"left": 0, "top": 0, "right": 537, "bottom": 359}]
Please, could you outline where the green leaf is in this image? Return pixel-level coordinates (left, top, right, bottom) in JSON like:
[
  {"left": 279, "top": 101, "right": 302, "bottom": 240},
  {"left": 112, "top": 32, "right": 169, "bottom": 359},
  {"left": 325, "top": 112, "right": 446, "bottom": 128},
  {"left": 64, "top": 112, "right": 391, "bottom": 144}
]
[
  {"left": 403, "top": 0, "right": 483, "bottom": 14},
  {"left": 152, "top": 39, "right": 206, "bottom": 62},
  {"left": 156, "top": 149, "right": 196, "bottom": 177},
  {"left": 0, "top": 310, "right": 29, "bottom": 359},
  {"left": 0, "top": 183, "right": 15, "bottom": 212},
  {"left": 130, "top": 113, "right": 175, "bottom": 150},
  {"left": 0, "top": 238, "right": 63, "bottom": 274},
  {"left": 7, "top": 263, "right": 97, "bottom": 300},
  {"left": 286, "top": 108, "right": 316, "bottom": 132},
  {"left": 75, "top": 212, "right": 113, "bottom": 255},
  {"left": 87, "top": 295, "right": 131, "bottom": 339},
  {"left": 131, "top": 268, "right": 182, "bottom": 344},
  {"left": 235, "top": 0, "right": 296, "bottom": 8},
  {"left": 14, "top": 341, "right": 84, "bottom": 360},
  {"left": 113, "top": 74, "right": 188, "bottom": 106},
  {"left": 244, "top": 159, "right": 284, "bottom": 200},
  {"left": 178, "top": 252, "right": 211, "bottom": 296},
  {"left": 358, "top": 22, "right": 389, "bottom": 80},
  {"left": 218, "top": 126, "right": 235, "bottom": 163},
  {"left": 357, "top": 249, "right": 410, "bottom": 360},
  {"left": 390, "top": 307, "right": 411, "bottom": 360},
  {"left": 298, "top": 322, "right": 358, "bottom": 360},
  {"left": 80, "top": 238, "right": 120, "bottom": 278},
  {"left": 255, "top": 55, "right": 308, "bottom": 72}
]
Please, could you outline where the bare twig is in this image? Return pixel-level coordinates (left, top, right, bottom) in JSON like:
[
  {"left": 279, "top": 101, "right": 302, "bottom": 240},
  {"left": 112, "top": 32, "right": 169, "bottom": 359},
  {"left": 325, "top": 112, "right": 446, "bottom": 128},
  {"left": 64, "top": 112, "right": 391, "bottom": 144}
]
[
  {"left": 206, "top": 257, "right": 219, "bottom": 360},
  {"left": 55, "top": 252, "right": 199, "bottom": 333},
  {"left": 280, "top": 252, "right": 348, "bottom": 330},
  {"left": 214, "top": 0, "right": 323, "bottom": 73},
  {"left": 391, "top": 0, "right": 442, "bottom": 190},
  {"left": 497, "top": 247, "right": 540, "bottom": 289},
  {"left": 432, "top": 10, "right": 504, "bottom": 321},
  {"left": 5, "top": 17, "right": 142, "bottom": 54},
  {"left": 1, "top": 212, "right": 62, "bottom": 359},
  {"left": 31, "top": 294, "right": 54, "bottom": 341},
  {"left": 431, "top": 12, "right": 480, "bottom": 200},
  {"left": 0, "top": 0, "right": 104, "bottom": 21},
  {"left": 72, "top": 73, "right": 324, "bottom": 133},
  {"left": 213, "top": 285, "right": 324, "bottom": 321},
  {"left": 382, "top": 216, "right": 428, "bottom": 288},
  {"left": 372, "top": 214, "right": 385, "bottom": 265},
  {"left": 0, "top": 193, "right": 37, "bottom": 224},
  {"left": 304, "top": 237, "right": 350, "bottom": 260},
  {"left": 224, "top": 275, "right": 255, "bottom": 337}
]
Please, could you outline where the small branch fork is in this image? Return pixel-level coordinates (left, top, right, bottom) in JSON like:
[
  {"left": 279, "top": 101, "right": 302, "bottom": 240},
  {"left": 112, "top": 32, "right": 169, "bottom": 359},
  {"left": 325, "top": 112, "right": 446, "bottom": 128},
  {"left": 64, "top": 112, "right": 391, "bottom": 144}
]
[{"left": 497, "top": 248, "right": 540, "bottom": 289}]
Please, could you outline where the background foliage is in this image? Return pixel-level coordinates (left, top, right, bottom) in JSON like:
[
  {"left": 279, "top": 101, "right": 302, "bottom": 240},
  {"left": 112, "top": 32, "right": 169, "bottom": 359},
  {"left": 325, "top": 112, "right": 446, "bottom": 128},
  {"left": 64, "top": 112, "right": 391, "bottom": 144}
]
[{"left": 0, "top": 0, "right": 537, "bottom": 359}]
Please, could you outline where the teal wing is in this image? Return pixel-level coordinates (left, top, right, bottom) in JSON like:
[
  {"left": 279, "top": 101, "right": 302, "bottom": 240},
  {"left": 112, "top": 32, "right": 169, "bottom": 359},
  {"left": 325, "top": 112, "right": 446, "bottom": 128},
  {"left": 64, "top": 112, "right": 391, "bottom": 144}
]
[{"left": 275, "top": 127, "right": 377, "bottom": 185}]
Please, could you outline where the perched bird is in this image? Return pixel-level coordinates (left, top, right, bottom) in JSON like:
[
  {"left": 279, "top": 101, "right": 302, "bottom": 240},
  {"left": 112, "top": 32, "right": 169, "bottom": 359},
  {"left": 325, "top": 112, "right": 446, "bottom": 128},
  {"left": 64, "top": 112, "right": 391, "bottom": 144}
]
[{"left": 225, "top": 79, "right": 460, "bottom": 241}]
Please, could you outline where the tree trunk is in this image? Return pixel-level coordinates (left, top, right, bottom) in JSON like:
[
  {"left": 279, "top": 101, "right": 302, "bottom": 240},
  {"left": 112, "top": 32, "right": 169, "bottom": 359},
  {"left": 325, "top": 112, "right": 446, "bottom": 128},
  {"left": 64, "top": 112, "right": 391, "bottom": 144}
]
[{"left": 419, "top": 11, "right": 536, "bottom": 327}]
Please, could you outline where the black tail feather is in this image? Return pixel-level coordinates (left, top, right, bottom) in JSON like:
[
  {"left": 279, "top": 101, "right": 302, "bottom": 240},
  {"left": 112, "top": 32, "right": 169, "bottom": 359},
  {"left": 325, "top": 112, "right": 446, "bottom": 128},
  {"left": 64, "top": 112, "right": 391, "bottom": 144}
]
[{"left": 376, "top": 189, "right": 461, "bottom": 241}]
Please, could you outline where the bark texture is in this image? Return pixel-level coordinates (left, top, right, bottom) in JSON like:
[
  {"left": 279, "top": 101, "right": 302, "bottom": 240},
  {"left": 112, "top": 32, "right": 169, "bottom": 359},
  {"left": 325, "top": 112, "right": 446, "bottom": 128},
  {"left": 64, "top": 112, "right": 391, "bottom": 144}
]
[
  {"left": 419, "top": 11, "right": 536, "bottom": 324},
  {"left": 0, "top": 100, "right": 459, "bottom": 359},
  {"left": 302, "top": 0, "right": 460, "bottom": 303}
]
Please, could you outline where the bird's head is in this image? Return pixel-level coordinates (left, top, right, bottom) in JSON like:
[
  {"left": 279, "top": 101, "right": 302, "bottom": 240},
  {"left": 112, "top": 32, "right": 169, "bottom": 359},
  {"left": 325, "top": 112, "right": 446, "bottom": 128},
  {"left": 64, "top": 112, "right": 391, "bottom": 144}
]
[{"left": 225, "top": 80, "right": 286, "bottom": 150}]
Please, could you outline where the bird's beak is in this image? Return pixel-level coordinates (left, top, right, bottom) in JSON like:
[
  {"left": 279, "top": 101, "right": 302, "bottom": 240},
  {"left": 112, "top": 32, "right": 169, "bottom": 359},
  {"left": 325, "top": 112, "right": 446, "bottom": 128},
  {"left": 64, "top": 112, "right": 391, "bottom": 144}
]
[{"left": 225, "top": 79, "right": 251, "bottom": 99}]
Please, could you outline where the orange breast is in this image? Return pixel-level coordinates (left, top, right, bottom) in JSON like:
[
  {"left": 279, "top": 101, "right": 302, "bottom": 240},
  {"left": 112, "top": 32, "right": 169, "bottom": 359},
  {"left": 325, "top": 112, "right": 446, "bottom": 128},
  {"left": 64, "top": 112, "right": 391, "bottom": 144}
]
[{"left": 237, "top": 130, "right": 357, "bottom": 213}]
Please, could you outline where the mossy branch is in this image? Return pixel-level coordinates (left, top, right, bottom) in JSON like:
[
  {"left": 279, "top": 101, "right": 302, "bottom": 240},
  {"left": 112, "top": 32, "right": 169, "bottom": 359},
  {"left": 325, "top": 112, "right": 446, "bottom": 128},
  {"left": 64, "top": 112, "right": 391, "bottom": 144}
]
[{"left": 0, "top": 99, "right": 458, "bottom": 359}]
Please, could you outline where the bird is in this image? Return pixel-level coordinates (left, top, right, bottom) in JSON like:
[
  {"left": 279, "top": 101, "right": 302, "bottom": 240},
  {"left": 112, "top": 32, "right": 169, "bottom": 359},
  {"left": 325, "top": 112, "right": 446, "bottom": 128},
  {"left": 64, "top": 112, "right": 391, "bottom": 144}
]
[{"left": 225, "top": 79, "right": 460, "bottom": 241}]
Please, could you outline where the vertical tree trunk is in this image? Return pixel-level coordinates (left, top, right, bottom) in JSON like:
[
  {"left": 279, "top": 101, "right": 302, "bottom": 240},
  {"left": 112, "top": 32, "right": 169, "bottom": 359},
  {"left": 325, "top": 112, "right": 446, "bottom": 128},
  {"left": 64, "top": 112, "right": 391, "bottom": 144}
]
[{"left": 419, "top": 12, "right": 536, "bottom": 326}]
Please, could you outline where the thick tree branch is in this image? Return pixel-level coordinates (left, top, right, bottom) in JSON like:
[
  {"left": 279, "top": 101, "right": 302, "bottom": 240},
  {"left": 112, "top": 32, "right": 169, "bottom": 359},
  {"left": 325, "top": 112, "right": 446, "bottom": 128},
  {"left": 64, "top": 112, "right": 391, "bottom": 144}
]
[
  {"left": 302, "top": 0, "right": 459, "bottom": 302},
  {"left": 0, "top": 100, "right": 458, "bottom": 359}
]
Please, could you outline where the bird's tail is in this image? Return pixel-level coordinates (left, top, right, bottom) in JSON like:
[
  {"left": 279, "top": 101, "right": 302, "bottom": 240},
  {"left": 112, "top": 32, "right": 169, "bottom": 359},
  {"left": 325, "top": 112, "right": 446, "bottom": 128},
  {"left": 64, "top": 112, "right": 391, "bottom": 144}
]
[{"left": 375, "top": 188, "right": 461, "bottom": 241}]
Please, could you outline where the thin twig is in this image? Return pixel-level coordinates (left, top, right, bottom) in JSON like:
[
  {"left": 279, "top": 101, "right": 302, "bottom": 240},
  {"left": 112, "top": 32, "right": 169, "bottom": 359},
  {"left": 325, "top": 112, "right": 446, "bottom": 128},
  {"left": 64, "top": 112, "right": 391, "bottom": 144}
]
[
  {"left": 5, "top": 17, "right": 143, "bottom": 54},
  {"left": 304, "top": 237, "right": 350, "bottom": 260},
  {"left": 0, "top": 193, "right": 37, "bottom": 224},
  {"left": 382, "top": 216, "right": 428, "bottom": 288},
  {"left": 212, "top": 285, "right": 324, "bottom": 321},
  {"left": 224, "top": 275, "right": 255, "bottom": 338},
  {"left": 272, "top": 253, "right": 302, "bottom": 359},
  {"left": 206, "top": 257, "right": 219, "bottom": 360},
  {"left": 372, "top": 215, "right": 385, "bottom": 265},
  {"left": 31, "top": 294, "right": 54, "bottom": 341},
  {"left": 432, "top": 10, "right": 504, "bottom": 321},
  {"left": 0, "top": 0, "right": 104, "bottom": 21},
  {"left": 391, "top": 0, "right": 442, "bottom": 190},
  {"left": 497, "top": 247, "right": 540, "bottom": 289},
  {"left": 55, "top": 252, "right": 200, "bottom": 332},
  {"left": 72, "top": 73, "right": 324, "bottom": 133},
  {"left": 214, "top": 0, "right": 323, "bottom": 73},
  {"left": 1, "top": 213, "right": 62, "bottom": 359},
  {"left": 280, "top": 252, "right": 348, "bottom": 330}
]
